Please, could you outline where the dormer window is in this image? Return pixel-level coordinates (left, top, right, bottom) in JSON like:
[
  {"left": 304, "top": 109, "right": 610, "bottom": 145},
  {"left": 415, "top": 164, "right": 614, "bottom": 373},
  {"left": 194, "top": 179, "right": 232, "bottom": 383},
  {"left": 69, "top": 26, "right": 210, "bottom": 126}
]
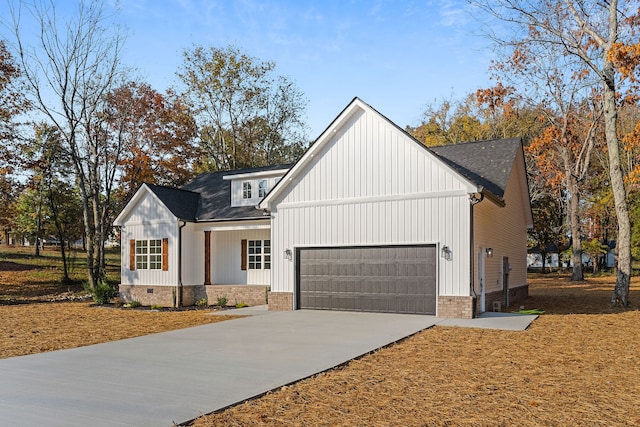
[
  {"left": 242, "top": 181, "right": 252, "bottom": 199},
  {"left": 225, "top": 168, "right": 288, "bottom": 207},
  {"left": 258, "top": 179, "right": 268, "bottom": 198}
]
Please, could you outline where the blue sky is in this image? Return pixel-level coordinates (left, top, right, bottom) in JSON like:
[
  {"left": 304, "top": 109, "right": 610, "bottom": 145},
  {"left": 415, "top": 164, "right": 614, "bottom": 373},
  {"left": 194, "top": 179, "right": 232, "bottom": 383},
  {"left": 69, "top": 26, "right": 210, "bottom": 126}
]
[{"left": 3, "top": 0, "right": 494, "bottom": 139}]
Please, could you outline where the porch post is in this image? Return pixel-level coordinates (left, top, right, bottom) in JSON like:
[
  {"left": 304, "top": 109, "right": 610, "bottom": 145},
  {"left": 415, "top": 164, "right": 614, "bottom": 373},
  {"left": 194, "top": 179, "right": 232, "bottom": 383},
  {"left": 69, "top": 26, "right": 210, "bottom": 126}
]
[{"left": 204, "top": 230, "right": 211, "bottom": 286}]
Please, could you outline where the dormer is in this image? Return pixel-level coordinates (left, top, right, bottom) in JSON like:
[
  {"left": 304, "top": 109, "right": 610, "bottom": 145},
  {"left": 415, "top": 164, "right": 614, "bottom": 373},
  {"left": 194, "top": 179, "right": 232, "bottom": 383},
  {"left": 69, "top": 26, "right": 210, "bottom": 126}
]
[{"left": 224, "top": 168, "right": 289, "bottom": 207}]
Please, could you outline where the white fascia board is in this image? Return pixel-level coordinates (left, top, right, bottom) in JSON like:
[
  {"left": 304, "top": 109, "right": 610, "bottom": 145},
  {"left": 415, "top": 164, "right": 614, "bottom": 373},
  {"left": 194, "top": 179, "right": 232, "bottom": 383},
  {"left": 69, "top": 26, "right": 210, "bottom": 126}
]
[
  {"left": 113, "top": 184, "right": 152, "bottom": 226},
  {"left": 222, "top": 169, "right": 290, "bottom": 181},
  {"left": 113, "top": 183, "right": 178, "bottom": 226}
]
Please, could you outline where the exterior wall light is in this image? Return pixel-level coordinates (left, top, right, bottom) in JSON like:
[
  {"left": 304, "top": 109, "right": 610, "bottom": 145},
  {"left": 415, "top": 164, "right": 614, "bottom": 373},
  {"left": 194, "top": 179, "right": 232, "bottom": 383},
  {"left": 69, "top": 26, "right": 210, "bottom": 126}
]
[
  {"left": 441, "top": 245, "right": 452, "bottom": 261},
  {"left": 486, "top": 247, "right": 494, "bottom": 258},
  {"left": 284, "top": 248, "right": 292, "bottom": 260}
]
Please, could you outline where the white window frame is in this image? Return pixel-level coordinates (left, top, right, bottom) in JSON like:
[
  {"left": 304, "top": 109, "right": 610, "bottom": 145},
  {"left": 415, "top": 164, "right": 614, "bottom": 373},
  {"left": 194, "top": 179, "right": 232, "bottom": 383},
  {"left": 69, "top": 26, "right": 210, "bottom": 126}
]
[
  {"left": 149, "top": 239, "right": 162, "bottom": 270},
  {"left": 242, "top": 181, "right": 252, "bottom": 199},
  {"left": 135, "top": 240, "right": 148, "bottom": 270},
  {"left": 248, "top": 239, "right": 271, "bottom": 270},
  {"left": 258, "top": 179, "right": 268, "bottom": 198},
  {"left": 136, "top": 239, "right": 162, "bottom": 270}
]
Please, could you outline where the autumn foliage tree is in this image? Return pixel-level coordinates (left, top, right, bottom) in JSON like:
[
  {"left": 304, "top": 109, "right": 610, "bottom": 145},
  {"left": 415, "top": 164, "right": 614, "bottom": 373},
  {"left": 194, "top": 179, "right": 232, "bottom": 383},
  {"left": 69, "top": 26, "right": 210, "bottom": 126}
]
[
  {"left": 407, "top": 85, "right": 542, "bottom": 147},
  {"left": 474, "top": 0, "right": 637, "bottom": 305},
  {"left": 0, "top": 39, "right": 27, "bottom": 165},
  {"left": 105, "top": 82, "right": 198, "bottom": 206}
]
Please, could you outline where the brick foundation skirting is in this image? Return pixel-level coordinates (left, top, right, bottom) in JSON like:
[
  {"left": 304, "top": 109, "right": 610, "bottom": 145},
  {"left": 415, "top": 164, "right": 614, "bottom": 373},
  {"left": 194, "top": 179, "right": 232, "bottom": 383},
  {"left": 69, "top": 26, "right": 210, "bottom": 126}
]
[
  {"left": 268, "top": 292, "right": 293, "bottom": 311},
  {"left": 205, "top": 285, "right": 269, "bottom": 307},
  {"left": 437, "top": 296, "right": 476, "bottom": 319},
  {"left": 119, "top": 285, "right": 192, "bottom": 308},
  {"left": 119, "top": 284, "right": 269, "bottom": 307}
]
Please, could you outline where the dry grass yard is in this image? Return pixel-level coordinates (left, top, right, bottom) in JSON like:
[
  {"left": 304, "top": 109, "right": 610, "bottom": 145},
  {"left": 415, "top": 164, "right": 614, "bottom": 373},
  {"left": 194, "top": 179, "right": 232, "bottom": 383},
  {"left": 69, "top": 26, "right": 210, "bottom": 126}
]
[
  {"left": 189, "top": 275, "right": 640, "bottom": 427},
  {"left": 0, "top": 246, "right": 237, "bottom": 358},
  {"left": 1, "top": 246, "right": 639, "bottom": 426}
]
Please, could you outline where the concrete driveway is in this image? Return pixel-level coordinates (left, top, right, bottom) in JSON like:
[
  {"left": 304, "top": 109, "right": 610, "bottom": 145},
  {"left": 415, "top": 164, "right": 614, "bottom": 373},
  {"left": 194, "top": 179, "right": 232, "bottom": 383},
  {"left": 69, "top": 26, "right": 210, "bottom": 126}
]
[{"left": 0, "top": 310, "right": 441, "bottom": 427}]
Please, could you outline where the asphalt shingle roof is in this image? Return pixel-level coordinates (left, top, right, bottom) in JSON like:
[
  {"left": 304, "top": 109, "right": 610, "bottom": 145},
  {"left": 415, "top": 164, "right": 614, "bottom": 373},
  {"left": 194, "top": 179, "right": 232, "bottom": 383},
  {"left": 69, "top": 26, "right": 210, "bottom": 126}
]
[
  {"left": 180, "top": 164, "right": 292, "bottom": 221},
  {"left": 145, "top": 184, "right": 201, "bottom": 221},
  {"left": 144, "top": 138, "right": 521, "bottom": 223},
  {"left": 430, "top": 137, "right": 521, "bottom": 199}
]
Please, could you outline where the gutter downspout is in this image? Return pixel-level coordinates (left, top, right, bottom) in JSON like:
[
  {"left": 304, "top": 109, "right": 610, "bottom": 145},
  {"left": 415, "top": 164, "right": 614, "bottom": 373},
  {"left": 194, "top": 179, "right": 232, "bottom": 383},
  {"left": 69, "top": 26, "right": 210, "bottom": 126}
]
[
  {"left": 469, "top": 191, "right": 484, "bottom": 318},
  {"left": 177, "top": 220, "right": 187, "bottom": 308}
]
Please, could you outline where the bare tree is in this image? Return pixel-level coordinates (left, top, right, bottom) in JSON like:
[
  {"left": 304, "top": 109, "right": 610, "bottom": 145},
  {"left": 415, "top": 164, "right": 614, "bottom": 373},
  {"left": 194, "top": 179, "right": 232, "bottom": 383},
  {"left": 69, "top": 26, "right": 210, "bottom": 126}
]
[
  {"left": 8, "top": 0, "right": 128, "bottom": 289},
  {"left": 473, "top": 0, "right": 636, "bottom": 305}
]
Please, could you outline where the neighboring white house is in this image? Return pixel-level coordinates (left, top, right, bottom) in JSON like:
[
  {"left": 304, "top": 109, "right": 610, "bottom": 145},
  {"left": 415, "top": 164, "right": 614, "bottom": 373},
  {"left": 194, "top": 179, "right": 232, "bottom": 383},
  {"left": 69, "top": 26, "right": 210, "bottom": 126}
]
[{"left": 114, "top": 97, "right": 533, "bottom": 318}]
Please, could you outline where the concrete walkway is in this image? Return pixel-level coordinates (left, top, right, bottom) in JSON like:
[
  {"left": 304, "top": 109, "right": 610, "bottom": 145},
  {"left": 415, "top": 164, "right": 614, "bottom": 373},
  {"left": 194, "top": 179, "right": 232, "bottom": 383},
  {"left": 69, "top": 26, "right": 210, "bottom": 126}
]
[{"left": 0, "top": 309, "right": 537, "bottom": 427}]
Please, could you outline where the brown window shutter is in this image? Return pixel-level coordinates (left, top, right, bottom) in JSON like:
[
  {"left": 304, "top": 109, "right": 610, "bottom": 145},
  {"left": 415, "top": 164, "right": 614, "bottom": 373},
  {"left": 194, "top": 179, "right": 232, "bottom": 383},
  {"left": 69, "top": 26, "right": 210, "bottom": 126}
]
[
  {"left": 162, "top": 238, "right": 169, "bottom": 271},
  {"left": 129, "top": 240, "right": 136, "bottom": 271},
  {"left": 241, "top": 239, "right": 247, "bottom": 271}
]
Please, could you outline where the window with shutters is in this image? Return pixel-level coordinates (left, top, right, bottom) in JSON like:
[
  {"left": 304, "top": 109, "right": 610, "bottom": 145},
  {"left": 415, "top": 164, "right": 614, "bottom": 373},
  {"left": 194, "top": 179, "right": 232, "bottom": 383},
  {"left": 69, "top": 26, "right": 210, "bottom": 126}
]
[{"left": 135, "top": 239, "right": 166, "bottom": 270}]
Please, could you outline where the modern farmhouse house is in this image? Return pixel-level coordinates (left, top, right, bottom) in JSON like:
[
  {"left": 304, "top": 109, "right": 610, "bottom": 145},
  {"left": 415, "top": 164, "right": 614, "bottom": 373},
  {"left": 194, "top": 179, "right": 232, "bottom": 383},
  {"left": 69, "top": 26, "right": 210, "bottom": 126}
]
[{"left": 114, "top": 98, "right": 533, "bottom": 318}]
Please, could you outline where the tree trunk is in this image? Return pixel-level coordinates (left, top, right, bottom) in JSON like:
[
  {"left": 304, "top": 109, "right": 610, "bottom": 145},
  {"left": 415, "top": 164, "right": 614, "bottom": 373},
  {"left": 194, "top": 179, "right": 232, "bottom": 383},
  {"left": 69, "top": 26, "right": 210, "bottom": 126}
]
[
  {"left": 567, "top": 175, "right": 584, "bottom": 281},
  {"left": 48, "top": 185, "right": 70, "bottom": 283},
  {"left": 603, "top": 76, "right": 631, "bottom": 305}
]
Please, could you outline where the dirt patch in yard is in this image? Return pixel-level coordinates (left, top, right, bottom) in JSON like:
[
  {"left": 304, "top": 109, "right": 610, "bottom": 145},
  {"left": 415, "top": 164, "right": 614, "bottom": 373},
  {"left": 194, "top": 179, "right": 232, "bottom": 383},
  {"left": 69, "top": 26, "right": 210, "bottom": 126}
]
[{"left": 188, "top": 275, "right": 640, "bottom": 427}]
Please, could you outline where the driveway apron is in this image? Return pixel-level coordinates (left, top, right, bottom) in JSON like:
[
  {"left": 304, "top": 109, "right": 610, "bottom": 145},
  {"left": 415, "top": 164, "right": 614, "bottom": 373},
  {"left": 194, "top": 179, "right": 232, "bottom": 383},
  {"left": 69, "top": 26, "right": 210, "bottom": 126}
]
[{"left": 0, "top": 310, "right": 439, "bottom": 427}]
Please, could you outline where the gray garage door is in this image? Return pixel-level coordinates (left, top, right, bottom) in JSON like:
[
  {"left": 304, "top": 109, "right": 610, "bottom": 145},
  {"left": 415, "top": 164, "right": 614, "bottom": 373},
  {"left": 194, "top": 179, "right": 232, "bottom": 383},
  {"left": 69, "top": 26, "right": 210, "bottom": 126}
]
[{"left": 297, "top": 245, "right": 437, "bottom": 315}]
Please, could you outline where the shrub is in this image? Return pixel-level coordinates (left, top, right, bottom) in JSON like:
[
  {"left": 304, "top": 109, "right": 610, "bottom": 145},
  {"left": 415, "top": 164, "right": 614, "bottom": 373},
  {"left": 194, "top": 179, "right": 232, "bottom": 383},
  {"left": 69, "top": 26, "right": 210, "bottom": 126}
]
[
  {"left": 150, "top": 304, "right": 162, "bottom": 310},
  {"left": 216, "top": 295, "right": 228, "bottom": 307},
  {"left": 91, "top": 281, "right": 118, "bottom": 305},
  {"left": 196, "top": 297, "right": 208, "bottom": 307},
  {"left": 235, "top": 302, "right": 248, "bottom": 308},
  {"left": 126, "top": 300, "right": 141, "bottom": 308}
]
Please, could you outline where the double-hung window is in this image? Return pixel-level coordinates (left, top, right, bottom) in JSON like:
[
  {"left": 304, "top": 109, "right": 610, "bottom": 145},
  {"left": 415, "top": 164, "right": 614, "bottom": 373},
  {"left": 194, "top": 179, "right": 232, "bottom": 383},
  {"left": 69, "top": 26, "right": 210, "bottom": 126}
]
[
  {"left": 258, "top": 179, "right": 268, "bottom": 198},
  {"left": 149, "top": 239, "right": 162, "bottom": 269},
  {"left": 133, "top": 239, "right": 165, "bottom": 270},
  {"left": 247, "top": 240, "right": 271, "bottom": 269},
  {"left": 242, "top": 181, "right": 252, "bottom": 199}
]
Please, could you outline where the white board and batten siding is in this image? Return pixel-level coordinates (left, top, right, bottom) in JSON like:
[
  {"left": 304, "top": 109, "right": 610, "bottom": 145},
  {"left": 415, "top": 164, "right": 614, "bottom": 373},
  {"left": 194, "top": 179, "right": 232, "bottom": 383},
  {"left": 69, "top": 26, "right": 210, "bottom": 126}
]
[
  {"left": 474, "top": 148, "right": 530, "bottom": 295},
  {"left": 181, "top": 221, "right": 271, "bottom": 286},
  {"left": 268, "top": 104, "right": 477, "bottom": 299},
  {"left": 119, "top": 191, "right": 179, "bottom": 287}
]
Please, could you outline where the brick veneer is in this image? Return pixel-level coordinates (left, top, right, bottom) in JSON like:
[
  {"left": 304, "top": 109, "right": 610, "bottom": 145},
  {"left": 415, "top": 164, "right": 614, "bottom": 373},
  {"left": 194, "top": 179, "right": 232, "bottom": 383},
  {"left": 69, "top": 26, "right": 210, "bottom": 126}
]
[
  {"left": 119, "top": 285, "right": 184, "bottom": 307},
  {"left": 268, "top": 292, "right": 293, "bottom": 311},
  {"left": 119, "top": 284, "right": 268, "bottom": 307},
  {"left": 437, "top": 296, "right": 476, "bottom": 319},
  {"left": 205, "top": 285, "right": 269, "bottom": 307}
]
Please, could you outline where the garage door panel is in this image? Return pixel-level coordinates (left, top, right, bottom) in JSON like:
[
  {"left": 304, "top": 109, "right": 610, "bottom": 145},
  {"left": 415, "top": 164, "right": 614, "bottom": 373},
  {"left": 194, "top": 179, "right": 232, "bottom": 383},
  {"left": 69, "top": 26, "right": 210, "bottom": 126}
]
[{"left": 298, "top": 245, "right": 437, "bottom": 315}]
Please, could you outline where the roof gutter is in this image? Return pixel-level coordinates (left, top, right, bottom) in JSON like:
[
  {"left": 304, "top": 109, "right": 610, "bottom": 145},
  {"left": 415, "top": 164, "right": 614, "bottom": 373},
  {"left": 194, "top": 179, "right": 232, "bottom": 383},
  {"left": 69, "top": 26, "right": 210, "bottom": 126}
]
[
  {"left": 469, "top": 190, "right": 484, "bottom": 318},
  {"left": 177, "top": 220, "right": 187, "bottom": 308},
  {"left": 481, "top": 188, "right": 506, "bottom": 207}
]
